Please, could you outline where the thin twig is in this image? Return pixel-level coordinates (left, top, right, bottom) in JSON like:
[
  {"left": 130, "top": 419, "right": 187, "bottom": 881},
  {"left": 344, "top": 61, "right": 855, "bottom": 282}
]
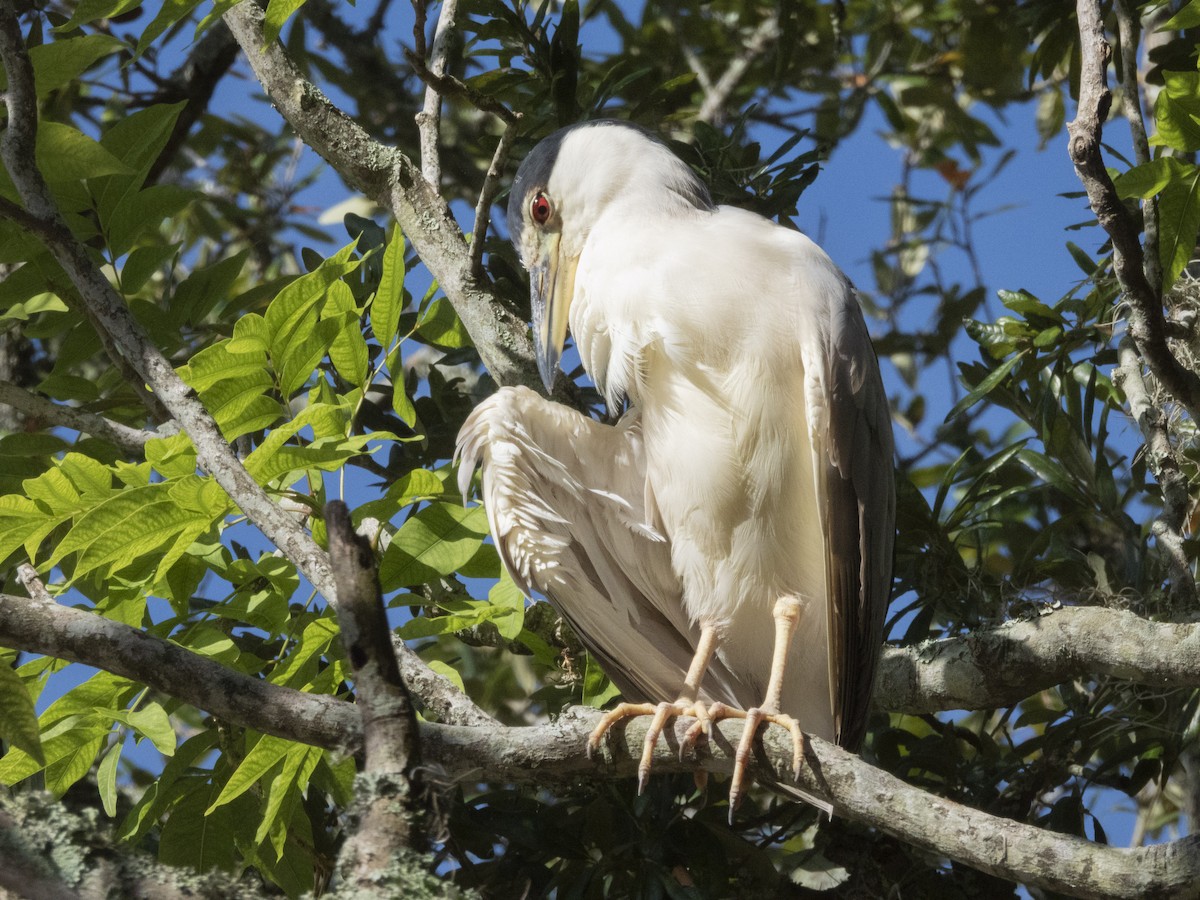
[
  {"left": 16, "top": 563, "right": 51, "bottom": 603},
  {"left": 413, "top": 0, "right": 458, "bottom": 186},
  {"left": 1115, "top": 0, "right": 1161, "bottom": 296},
  {"left": 0, "top": 381, "right": 151, "bottom": 454},
  {"left": 1068, "top": 0, "right": 1200, "bottom": 421},
  {"left": 695, "top": 11, "right": 782, "bottom": 127},
  {"left": 470, "top": 122, "right": 518, "bottom": 278},
  {"left": 407, "top": 0, "right": 517, "bottom": 127}
]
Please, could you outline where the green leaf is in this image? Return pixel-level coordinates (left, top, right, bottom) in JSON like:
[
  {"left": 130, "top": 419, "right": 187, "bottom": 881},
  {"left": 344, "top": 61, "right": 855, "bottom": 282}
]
[
  {"left": 0, "top": 494, "right": 60, "bottom": 564},
  {"left": 97, "top": 741, "right": 121, "bottom": 817},
  {"left": 159, "top": 777, "right": 248, "bottom": 872},
  {"left": 206, "top": 734, "right": 291, "bottom": 814},
  {"left": 371, "top": 225, "right": 406, "bottom": 348},
  {"left": 106, "top": 703, "right": 177, "bottom": 757},
  {"left": 269, "top": 618, "right": 340, "bottom": 688},
  {"left": 180, "top": 341, "right": 283, "bottom": 440},
  {"left": 100, "top": 101, "right": 187, "bottom": 176},
  {"left": 416, "top": 297, "right": 472, "bottom": 349},
  {"left": 1156, "top": 165, "right": 1200, "bottom": 291},
  {"left": 135, "top": 0, "right": 205, "bottom": 58},
  {"left": 263, "top": 0, "right": 311, "bottom": 45},
  {"left": 1161, "top": 0, "right": 1200, "bottom": 31},
  {"left": 21, "top": 35, "right": 125, "bottom": 97},
  {"left": 255, "top": 744, "right": 321, "bottom": 853},
  {"left": 105, "top": 184, "right": 196, "bottom": 257},
  {"left": 945, "top": 350, "right": 1028, "bottom": 422},
  {"left": 583, "top": 654, "right": 621, "bottom": 707},
  {"left": 397, "top": 598, "right": 514, "bottom": 639},
  {"left": 324, "top": 281, "right": 368, "bottom": 386},
  {"left": 386, "top": 344, "right": 419, "bottom": 428},
  {"left": 488, "top": 569, "right": 526, "bottom": 640},
  {"left": 0, "top": 664, "right": 44, "bottom": 765},
  {"left": 117, "top": 731, "right": 219, "bottom": 843},
  {"left": 169, "top": 249, "right": 250, "bottom": 328},
  {"left": 46, "top": 477, "right": 227, "bottom": 581},
  {"left": 265, "top": 241, "right": 362, "bottom": 396},
  {"left": 37, "top": 121, "right": 134, "bottom": 183},
  {"left": 122, "top": 243, "right": 180, "bottom": 295},
  {"left": 54, "top": 0, "right": 141, "bottom": 32},
  {"left": 379, "top": 503, "right": 490, "bottom": 590},
  {"left": 1154, "top": 71, "right": 1200, "bottom": 153},
  {"left": 1112, "top": 157, "right": 1195, "bottom": 200}
]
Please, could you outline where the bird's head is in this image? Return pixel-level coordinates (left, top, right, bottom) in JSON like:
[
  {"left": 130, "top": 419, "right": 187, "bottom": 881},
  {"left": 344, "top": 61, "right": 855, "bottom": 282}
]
[{"left": 507, "top": 120, "right": 713, "bottom": 390}]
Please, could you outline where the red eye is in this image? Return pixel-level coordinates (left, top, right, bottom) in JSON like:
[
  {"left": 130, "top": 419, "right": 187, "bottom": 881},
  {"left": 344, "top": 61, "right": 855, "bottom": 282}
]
[{"left": 530, "top": 193, "right": 552, "bottom": 225}]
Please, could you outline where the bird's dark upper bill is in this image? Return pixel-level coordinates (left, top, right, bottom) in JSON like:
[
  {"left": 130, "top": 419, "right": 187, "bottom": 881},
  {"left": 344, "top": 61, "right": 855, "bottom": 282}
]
[
  {"left": 530, "top": 258, "right": 564, "bottom": 392},
  {"left": 528, "top": 254, "right": 568, "bottom": 393}
]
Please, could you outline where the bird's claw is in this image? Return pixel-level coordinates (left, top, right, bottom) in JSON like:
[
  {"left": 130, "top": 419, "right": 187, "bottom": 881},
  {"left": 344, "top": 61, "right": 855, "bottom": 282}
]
[
  {"left": 689, "top": 703, "right": 806, "bottom": 822},
  {"left": 588, "top": 700, "right": 705, "bottom": 794}
]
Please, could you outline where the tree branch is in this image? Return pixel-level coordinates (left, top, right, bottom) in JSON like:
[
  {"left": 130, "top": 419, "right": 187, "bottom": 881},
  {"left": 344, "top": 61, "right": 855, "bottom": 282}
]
[
  {"left": 0, "top": 380, "right": 152, "bottom": 454},
  {"left": 1112, "top": 339, "right": 1197, "bottom": 602},
  {"left": 423, "top": 714, "right": 1200, "bottom": 900},
  {"left": 6, "top": 596, "right": 1200, "bottom": 895},
  {"left": 0, "top": 590, "right": 359, "bottom": 751},
  {"left": 412, "top": 0, "right": 457, "bottom": 187},
  {"left": 469, "top": 121, "right": 517, "bottom": 279},
  {"left": 222, "top": 2, "right": 538, "bottom": 393},
  {"left": 1068, "top": 0, "right": 1200, "bottom": 421},
  {"left": 877, "top": 604, "right": 1200, "bottom": 713},
  {"left": 1114, "top": 0, "right": 1161, "bottom": 295},
  {"left": 328, "top": 501, "right": 424, "bottom": 879},
  {"left": 695, "top": 11, "right": 781, "bottom": 128}
]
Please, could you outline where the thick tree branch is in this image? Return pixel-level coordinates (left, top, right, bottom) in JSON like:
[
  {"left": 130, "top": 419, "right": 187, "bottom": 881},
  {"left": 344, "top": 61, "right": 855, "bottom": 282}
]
[
  {"left": 7, "top": 595, "right": 1200, "bottom": 895},
  {"left": 1112, "top": 339, "right": 1197, "bottom": 601},
  {"left": 0, "top": 590, "right": 359, "bottom": 750},
  {"left": 1068, "top": 0, "right": 1200, "bottom": 421},
  {"left": 0, "top": 381, "right": 151, "bottom": 454},
  {"left": 426, "top": 714, "right": 1200, "bottom": 899},
  {"left": 222, "top": 1, "right": 537, "bottom": 392},
  {"left": 878, "top": 604, "right": 1200, "bottom": 713},
  {"left": 7, "top": 594, "right": 1200, "bottom": 748},
  {"left": 328, "top": 501, "right": 424, "bottom": 879}
]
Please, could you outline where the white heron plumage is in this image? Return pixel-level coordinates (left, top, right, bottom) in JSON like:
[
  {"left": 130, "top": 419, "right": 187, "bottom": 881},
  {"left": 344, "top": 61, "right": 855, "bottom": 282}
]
[{"left": 456, "top": 120, "right": 895, "bottom": 813}]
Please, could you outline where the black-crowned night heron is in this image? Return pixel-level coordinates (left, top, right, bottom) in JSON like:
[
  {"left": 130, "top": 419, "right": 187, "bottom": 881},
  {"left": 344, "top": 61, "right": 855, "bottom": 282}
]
[{"left": 456, "top": 120, "right": 895, "bottom": 814}]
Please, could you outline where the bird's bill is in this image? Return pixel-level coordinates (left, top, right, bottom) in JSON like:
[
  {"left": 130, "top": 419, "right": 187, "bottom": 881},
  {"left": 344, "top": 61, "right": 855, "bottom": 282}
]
[{"left": 530, "top": 235, "right": 577, "bottom": 391}]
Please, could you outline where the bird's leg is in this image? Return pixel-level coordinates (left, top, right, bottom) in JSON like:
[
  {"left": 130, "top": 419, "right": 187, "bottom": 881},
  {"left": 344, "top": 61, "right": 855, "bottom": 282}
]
[
  {"left": 693, "top": 596, "right": 806, "bottom": 819},
  {"left": 587, "top": 624, "right": 719, "bottom": 794}
]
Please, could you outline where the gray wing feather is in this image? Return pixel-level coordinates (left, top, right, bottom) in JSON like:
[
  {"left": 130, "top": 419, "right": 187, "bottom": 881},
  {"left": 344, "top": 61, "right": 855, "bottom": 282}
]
[{"left": 821, "top": 286, "right": 896, "bottom": 751}]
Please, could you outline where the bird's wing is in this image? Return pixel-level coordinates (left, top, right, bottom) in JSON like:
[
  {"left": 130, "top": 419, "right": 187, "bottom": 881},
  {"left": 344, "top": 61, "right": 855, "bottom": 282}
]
[
  {"left": 805, "top": 281, "right": 896, "bottom": 750},
  {"left": 456, "top": 386, "right": 739, "bottom": 705}
]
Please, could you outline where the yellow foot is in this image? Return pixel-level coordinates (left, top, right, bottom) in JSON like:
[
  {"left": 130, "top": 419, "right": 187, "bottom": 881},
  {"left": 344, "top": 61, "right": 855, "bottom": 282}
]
[
  {"left": 587, "top": 700, "right": 707, "bottom": 794},
  {"left": 689, "top": 701, "right": 806, "bottom": 821}
]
